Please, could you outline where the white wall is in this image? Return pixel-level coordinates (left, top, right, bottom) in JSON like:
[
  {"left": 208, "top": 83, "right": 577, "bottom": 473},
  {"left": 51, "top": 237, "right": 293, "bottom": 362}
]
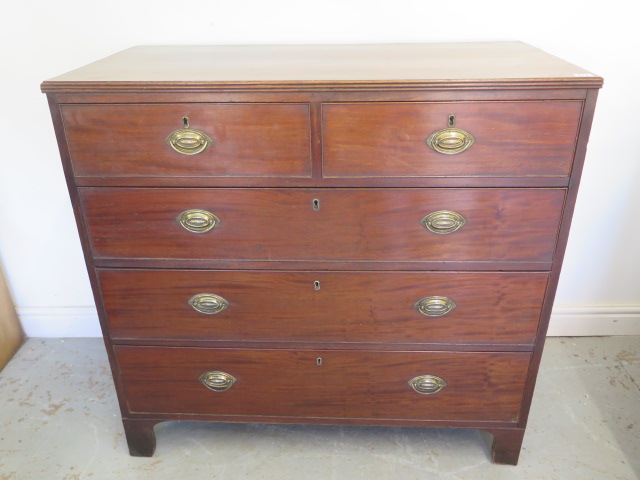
[{"left": 1, "top": 0, "right": 638, "bottom": 337}]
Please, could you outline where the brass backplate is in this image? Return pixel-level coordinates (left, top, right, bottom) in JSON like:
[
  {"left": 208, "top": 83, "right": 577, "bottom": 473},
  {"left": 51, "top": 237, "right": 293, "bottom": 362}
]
[
  {"left": 414, "top": 296, "right": 456, "bottom": 317},
  {"left": 421, "top": 210, "right": 466, "bottom": 235},
  {"left": 426, "top": 127, "right": 474, "bottom": 154},
  {"left": 408, "top": 375, "right": 447, "bottom": 395},
  {"left": 188, "top": 293, "right": 229, "bottom": 315},
  {"left": 199, "top": 371, "right": 236, "bottom": 392},
  {"left": 177, "top": 209, "right": 220, "bottom": 233},
  {"left": 166, "top": 128, "right": 213, "bottom": 155}
]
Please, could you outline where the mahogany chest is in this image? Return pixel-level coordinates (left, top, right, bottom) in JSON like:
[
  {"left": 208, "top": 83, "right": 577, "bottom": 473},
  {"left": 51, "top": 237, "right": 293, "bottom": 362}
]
[{"left": 42, "top": 42, "right": 602, "bottom": 464}]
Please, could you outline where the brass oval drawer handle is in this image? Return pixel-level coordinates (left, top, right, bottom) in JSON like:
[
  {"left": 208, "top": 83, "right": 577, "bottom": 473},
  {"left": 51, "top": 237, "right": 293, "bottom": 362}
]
[
  {"left": 408, "top": 375, "right": 447, "bottom": 395},
  {"left": 415, "top": 296, "right": 456, "bottom": 317},
  {"left": 199, "top": 371, "right": 236, "bottom": 392},
  {"left": 165, "top": 117, "right": 213, "bottom": 155},
  {"left": 421, "top": 210, "right": 466, "bottom": 234},
  {"left": 177, "top": 209, "right": 220, "bottom": 233},
  {"left": 189, "top": 293, "right": 229, "bottom": 315},
  {"left": 426, "top": 114, "right": 474, "bottom": 155}
]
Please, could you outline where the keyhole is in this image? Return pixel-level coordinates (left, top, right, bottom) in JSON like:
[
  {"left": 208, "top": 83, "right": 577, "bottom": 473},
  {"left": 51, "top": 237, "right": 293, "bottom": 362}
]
[
  {"left": 448, "top": 114, "right": 455, "bottom": 128},
  {"left": 316, "top": 357, "right": 323, "bottom": 366},
  {"left": 312, "top": 198, "right": 320, "bottom": 211},
  {"left": 183, "top": 116, "right": 190, "bottom": 128},
  {"left": 314, "top": 280, "right": 321, "bottom": 290}
]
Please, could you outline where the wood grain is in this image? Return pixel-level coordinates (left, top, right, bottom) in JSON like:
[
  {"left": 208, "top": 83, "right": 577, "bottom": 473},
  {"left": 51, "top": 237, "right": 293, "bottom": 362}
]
[
  {"left": 115, "top": 346, "right": 531, "bottom": 422},
  {"left": 41, "top": 43, "right": 602, "bottom": 92},
  {"left": 0, "top": 264, "right": 23, "bottom": 371},
  {"left": 99, "top": 269, "right": 548, "bottom": 345},
  {"left": 62, "top": 103, "right": 311, "bottom": 178},
  {"left": 323, "top": 101, "right": 582, "bottom": 177},
  {"left": 80, "top": 187, "right": 565, "bottom": 263}
]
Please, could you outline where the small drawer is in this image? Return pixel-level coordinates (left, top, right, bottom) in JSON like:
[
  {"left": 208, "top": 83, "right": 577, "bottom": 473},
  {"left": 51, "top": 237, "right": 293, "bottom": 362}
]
[
  {"left": 115, "top": 346, "right": 531, "bottom": 422},
  {"left": 100, "top": 269, "right": 548, "bottom": 345},
  {"left": 323, "top": 101, "right": 582, "bottom": 177},
  {"left": 81, "top": 187, "right": 564, "bottom": 264},
  {"left": 61, "top": 103, "right": 311, "bottom": 178}
]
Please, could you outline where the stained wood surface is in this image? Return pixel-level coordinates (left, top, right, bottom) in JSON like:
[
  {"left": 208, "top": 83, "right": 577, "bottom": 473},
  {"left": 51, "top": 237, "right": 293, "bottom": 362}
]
[
  {"left": 515, "top": 89, "right": 601, "bottom": 430},
  {"left": 323, "top": 101, "right": 582, "bottom": 177},
  {"left": 41, "top": 43, "right": 602, "bottom": 91},
  {"left": 73, "top": 175, "right": 571, "bottom": 189},
  {"left": 99, "top": 269, "right": 548, "bottom": 345},
  {"left": 42, "top": 42, "right": 602, "bottom": 462},
  {"left": 488, "top": 428, "right": 527, "bottom": 465},
  {"left": 116, "top": 346, "right": 531, "bottom": 422},
  {"left": 62, "top": 103, "right": 311, "bottom": 178},
  {"left": 80, "top": 187, "right": 565, "bottom": 263}
]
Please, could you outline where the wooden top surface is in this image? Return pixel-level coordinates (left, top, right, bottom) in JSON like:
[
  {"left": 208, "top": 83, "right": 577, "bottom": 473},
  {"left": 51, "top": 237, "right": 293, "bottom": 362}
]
[{"left": 41, "top": 42, "right": 602, "bottom": 92}]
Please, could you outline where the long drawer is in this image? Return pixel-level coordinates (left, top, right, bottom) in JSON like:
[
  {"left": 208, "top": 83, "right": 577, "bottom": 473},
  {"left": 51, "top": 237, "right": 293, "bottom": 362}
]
[
  {"left": 61, "top": 103, "right": 312, "bottom": 178},
  {"left": 323, "top": 101, "right": 582, "bottom": 177},
  {"left": 100, "top": 269, "right": 548, "bottom": 345},
  {"left": 115, "top": 346, "right": 531, "bottom": 422},
  {"left": 81, "top": 188, "right": 565, "bottom": 263}
]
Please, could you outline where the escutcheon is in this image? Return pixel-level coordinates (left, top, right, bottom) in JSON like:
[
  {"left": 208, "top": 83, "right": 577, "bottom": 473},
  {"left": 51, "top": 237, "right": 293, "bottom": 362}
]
[
  {"left": 408, "top": 375, "right": 447, "bottom": 395},
  {"left": 199, "top": 371, "right": 237, "bottom": 392}
]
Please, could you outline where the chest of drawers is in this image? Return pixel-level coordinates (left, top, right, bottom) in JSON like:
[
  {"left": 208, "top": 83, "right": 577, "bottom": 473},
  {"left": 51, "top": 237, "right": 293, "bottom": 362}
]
[{"left": 42, "top": 42, "right": 601, "bottom": 465}]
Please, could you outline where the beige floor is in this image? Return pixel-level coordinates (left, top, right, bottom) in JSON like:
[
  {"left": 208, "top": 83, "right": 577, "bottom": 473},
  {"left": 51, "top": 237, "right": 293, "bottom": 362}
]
[{"left": 0, "top": 336, "right": 638, "bottom": 480}]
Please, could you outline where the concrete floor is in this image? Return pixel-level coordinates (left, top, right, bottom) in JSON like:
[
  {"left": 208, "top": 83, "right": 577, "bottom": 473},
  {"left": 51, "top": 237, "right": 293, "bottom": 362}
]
[{"left": 0, "top": 337, "right": 638, "bottom": 480}]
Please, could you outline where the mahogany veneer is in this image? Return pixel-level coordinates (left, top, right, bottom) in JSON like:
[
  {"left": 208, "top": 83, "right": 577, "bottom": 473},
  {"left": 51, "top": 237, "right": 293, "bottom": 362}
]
[
  {"left": 42, "top": 42, "right": 602, "bottom": 465},
  {"left": 80, "top": 187, "right": 565, "bottom": 262},
  {"left": 116, "top": 347, "right": 531, "bottom": 421},
  {"left": 62, "top": 103, "right": 312, "bottom": 178},
  {"left": 323, "top": 101, "right": 582, "bottom": 177},
  {"left": 99, "top": 270, "right": 548, "bottom": 345}
]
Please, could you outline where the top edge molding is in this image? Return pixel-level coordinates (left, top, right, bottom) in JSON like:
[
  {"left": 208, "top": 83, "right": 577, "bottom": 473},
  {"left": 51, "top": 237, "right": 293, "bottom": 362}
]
[{"left": 41, "top": 43, "right": 603, "bottom": 94}]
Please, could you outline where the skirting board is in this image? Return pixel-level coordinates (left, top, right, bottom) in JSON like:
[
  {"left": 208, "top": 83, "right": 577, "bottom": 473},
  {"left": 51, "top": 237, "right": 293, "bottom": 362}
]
[
  {"left": 546, "top": 305, "right": 640, "bottom": 336},
  {"left": 18, "top": 307, "right": 102, "bottom": 338},
  {"left": 16, "top": 305, "right": 640, "bottom": 338}
]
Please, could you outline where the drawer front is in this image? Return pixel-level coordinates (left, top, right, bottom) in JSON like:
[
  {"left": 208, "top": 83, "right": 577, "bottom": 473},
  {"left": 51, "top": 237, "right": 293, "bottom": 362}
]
[
  {"left": 81, "top": 188, "right": 565, "bottom": 263},
  {"left": 115, "top": 346, "right": 530, "bottom": 422},
  {"left": 100, "top": 269, "right": 548, "bottom": 345},
  {"left": 61, "top": 104, "right": 311, "bottom": 177},
  {"left": 323, "top": 101, "right": 582, "bottom": 177}
]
